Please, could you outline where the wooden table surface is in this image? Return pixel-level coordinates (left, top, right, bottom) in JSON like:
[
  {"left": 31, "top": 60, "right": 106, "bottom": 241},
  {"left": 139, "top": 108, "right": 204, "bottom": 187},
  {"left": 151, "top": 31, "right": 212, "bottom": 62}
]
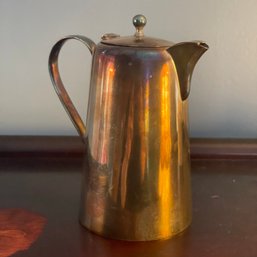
[{"left": 0, "top": 156, "right": 257, "bottom": 257}]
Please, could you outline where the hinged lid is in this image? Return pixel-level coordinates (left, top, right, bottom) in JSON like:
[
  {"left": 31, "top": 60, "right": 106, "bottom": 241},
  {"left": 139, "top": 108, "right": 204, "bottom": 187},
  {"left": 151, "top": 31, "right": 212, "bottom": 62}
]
[{"left": 101, "top": 15, "right": 174, "bottom": 48}]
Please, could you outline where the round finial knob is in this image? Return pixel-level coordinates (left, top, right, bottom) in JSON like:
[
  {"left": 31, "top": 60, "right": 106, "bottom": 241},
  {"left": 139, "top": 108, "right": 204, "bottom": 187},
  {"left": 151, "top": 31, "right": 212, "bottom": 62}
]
[{"left": 133, "top": 14, "right": 147, "bottom": 37}]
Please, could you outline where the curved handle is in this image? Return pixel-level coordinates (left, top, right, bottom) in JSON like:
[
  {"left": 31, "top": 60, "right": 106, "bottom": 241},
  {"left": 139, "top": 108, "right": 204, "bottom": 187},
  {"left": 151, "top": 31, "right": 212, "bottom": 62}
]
[{"left": 48, "top": 35, "right": 96, "bottom": 140}]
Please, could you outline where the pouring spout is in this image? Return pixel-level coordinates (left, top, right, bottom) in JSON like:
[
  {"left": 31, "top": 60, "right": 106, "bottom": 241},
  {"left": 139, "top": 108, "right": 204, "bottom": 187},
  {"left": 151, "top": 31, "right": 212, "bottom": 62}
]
[{"left": 167, "top": 41, "right": 209, "bottom": 100}]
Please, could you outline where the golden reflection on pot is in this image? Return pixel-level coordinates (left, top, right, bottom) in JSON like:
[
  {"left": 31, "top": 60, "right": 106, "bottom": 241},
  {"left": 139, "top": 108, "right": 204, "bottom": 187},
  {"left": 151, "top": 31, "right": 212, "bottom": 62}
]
[
  {"left": 48, "top": 14, "right": 208, "bottom": 241},
  {"left": 158, "top": 63, "right": 172, "bottom": 238},
  {"left": 79, "top": 47, "right": 194, "bottom": 240}
]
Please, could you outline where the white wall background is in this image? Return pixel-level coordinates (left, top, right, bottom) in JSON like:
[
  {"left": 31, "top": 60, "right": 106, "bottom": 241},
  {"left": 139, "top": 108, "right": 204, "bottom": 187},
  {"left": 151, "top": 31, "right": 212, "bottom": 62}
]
[{"left": 1, "top": 0, "right": 257, "bottom": 138}]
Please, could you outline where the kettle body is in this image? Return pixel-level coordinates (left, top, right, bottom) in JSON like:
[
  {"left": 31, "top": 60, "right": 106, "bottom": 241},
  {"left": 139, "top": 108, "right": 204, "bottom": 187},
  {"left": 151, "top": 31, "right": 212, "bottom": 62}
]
[{"left": 49, "top": 15, "right": 208, "bottom": 241}]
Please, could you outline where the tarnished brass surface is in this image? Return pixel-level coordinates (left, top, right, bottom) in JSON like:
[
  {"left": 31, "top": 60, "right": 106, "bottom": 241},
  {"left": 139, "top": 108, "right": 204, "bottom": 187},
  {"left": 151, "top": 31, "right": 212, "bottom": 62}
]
[
  {"left": 49, "top": 35, "right": 95, "bottom": 138},
  {"left": 79, "top": 44, "right": 192, "bottom": 240},
  {"left": 48, "top": 14, "right": 208, "bottom": 241},
  {"left": 101, "top": 14, "right": 173, "bottom": 48},
  {"left": 168, "top": 41, "right": 208, "bottom": 100}
]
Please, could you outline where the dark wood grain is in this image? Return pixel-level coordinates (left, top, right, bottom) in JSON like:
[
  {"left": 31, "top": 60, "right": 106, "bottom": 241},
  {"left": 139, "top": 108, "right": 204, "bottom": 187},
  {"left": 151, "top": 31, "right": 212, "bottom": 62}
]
[
  {"left": 1, "top": 136, "right": 257, "bottom": 159},
  {"left": 190, "top": 138, "right": 257, "bottom": 159},
  {"left": 0, "top": 156, "right": 257, "bottom": 257},
  {"left": 0, "top": 136, "right": 84, "bottom": 158}
]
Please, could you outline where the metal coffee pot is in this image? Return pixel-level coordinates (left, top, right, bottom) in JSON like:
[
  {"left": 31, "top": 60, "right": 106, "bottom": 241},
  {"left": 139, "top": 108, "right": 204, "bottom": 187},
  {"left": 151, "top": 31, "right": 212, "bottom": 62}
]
[{"left": 49, "top": 14, "right": 208, "bottom": 241}]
